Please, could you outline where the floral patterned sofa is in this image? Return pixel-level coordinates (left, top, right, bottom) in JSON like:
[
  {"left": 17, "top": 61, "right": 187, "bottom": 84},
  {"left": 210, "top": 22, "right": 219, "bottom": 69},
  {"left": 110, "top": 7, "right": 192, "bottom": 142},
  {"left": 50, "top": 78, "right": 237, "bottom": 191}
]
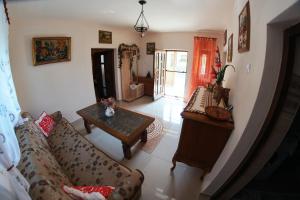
[{"left": 15, "top": 111, "right": 144, "bottom": 200}]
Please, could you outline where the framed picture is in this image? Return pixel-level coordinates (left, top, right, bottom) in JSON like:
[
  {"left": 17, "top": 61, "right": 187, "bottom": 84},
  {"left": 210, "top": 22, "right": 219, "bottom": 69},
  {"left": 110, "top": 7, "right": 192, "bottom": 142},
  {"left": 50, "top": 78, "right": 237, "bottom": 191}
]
[
  {"left": 227, "top": 34, "right": 233, "bottom": 62},
  {"left": 238, "top": 1, "right": 250, "bottom": 52},
  {"left": 146, "top": 42, "right": 155, "bottom": 55},
  {"left": 223, "top": 29, "right": 227, "bottom": 46},
  {"left": 32, "top": 37, "right": 71, "bottom": 66},
  {"left": 99, "top": 30, "right": 112, "bottom": 44}
]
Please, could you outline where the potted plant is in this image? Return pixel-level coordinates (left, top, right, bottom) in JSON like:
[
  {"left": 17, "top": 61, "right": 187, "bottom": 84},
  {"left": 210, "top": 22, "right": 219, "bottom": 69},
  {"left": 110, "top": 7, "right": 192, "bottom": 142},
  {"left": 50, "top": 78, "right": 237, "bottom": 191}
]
[
  {"left": 212, "top": 64, "right": 235, "bottom": 105},
  {"left": 215, "top": 64, "right": 235, "bottom": 86}
]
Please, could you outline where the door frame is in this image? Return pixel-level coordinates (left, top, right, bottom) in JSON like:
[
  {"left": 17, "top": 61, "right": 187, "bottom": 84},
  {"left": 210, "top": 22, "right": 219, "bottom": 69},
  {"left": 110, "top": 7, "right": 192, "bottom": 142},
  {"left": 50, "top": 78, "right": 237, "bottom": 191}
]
[
  {"left": 213, "top": 23, "right": 300, "bottom": 199},
  {"left": 165, "top": 50, "right": 188, "bottom": 98},
  {"left": 91, "top": 48, "right": 116, "bottom": 100},
  {"left": 153, "top": 50, "right": 167, "bottom": 100}
]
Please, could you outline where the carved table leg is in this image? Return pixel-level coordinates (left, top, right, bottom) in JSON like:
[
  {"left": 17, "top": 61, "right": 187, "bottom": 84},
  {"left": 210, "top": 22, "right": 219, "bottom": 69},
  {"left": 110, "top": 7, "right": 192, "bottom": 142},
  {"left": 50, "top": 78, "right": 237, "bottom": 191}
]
[
  {"left": 84, "top": 119, "right": 91, "bottom": 133},
  {"left": 122, "top": 142, "right": 132, "bottom": 159},
  {"left": 141, "top": 130, "right": 147, "bottom": 143}
]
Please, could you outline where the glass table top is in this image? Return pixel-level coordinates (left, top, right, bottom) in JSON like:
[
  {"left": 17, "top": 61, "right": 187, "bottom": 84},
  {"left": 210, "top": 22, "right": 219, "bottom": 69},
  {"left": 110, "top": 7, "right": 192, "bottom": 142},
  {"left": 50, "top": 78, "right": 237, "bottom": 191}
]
[{"left": 78, "top": 104, "right": 149, "bottom": 136}]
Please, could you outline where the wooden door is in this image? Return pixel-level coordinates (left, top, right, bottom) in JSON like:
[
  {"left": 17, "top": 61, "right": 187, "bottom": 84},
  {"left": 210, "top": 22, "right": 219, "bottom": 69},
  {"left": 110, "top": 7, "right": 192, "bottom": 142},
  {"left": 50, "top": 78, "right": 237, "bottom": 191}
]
[
  {"left": 91, "top": 49, "right": 116, "bottom": 101},
  {"left": 153, "top": 50, "right": 166, "bottom": 100}
]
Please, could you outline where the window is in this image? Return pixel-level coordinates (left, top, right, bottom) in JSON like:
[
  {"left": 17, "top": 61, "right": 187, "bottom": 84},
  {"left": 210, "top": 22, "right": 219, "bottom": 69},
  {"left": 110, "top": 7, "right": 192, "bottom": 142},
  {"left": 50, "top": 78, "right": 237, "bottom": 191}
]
[
  {"left": 100, "top": 54, "right": 107, "bottom": 96},
  {"left": 200, "top": 54, "right": 207, "bottom": 75},
  {"left": 166, "top": 51, "right": 187, "bottom": 72},
  {"left": 165, "top": 50, "right": 188, "bottom": 98}
]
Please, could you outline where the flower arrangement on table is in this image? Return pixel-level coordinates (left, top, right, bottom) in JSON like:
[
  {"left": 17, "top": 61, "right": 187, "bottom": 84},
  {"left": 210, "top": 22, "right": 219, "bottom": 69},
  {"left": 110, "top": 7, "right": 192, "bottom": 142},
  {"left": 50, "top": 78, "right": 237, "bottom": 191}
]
[
  {"left": 212, "top": 47, "right": 235, "bottom": 86},
  {"left": 100, "top": 97, "right": 116, "bottom": 117},
  {"left": 207, "top": 47, "right": 235, "bottom": 106},
  {"left": 100, "top": 97, "right": 116, "bottom": 108}
]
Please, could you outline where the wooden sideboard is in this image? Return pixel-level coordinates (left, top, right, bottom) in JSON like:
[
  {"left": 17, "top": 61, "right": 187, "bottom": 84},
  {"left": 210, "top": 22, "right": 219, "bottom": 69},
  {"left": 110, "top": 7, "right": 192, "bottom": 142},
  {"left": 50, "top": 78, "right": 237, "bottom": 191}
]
[
  {"left": 138, "top": 76, "right": 154, "bottom": 97},
  {"left": 171, "top": 90, "right": 234, "bottom": 179}
]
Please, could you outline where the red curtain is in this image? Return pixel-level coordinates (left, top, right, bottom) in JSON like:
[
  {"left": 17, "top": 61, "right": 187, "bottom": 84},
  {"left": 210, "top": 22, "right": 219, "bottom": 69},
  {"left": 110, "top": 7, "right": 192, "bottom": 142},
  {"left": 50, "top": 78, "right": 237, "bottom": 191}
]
[{"left": 187, "top": 37, "right": 217, "bottom": 98}]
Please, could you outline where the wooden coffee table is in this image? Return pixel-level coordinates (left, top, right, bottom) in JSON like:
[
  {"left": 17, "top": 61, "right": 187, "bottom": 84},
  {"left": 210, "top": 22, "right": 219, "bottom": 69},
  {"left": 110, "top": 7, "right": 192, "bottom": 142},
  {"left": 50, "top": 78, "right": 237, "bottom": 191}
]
[{"left": 77, "top": 103, "right": 154, "bottom": 159}]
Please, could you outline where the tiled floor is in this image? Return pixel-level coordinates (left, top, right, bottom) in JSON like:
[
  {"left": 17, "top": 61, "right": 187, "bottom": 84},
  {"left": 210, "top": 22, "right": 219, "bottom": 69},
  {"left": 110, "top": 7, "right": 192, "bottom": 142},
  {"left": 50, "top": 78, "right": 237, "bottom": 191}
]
[{"left": 74, "top": 96, "right": 205, "bottom": 200}]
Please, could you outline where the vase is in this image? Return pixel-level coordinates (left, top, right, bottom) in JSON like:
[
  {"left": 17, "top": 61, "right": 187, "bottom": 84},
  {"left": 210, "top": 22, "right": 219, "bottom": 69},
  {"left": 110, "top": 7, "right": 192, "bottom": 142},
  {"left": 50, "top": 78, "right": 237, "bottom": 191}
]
[
  {"left": 213, "top": 84, "right": 224, "bottom": 105},
  {"left": 105, "top": 106, "right": 115, "bottom": 117}
]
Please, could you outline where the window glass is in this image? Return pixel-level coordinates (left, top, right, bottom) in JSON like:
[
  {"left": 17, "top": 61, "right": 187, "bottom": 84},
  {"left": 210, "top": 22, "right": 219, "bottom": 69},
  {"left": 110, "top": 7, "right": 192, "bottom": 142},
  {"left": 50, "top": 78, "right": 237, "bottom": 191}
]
[
  {"left": 166, "top": 51, "right": 187, "bottom": 72},
  {"left": 166, "top": 51, "right": 175, "bottom": 71},
  {"left": 200, "top": 54, "right": 207, "bottom": 75},
  {"left": 176, "top": 52, "right": 187, "bottom": 72},
  {"left": 101, "top": 64, "right": 106, "bottom": 87},
  {"left": 100, "top": 55, "right": 104, "bottom": 63}
]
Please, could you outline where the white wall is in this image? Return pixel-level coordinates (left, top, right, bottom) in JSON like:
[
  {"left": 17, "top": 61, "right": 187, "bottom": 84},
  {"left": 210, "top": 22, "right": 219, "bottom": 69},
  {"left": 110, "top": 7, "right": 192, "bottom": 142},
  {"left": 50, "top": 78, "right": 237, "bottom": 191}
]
[
  {"left": 139, "top": 31, "right": 224, "bottom": 98},
  {"left": 200, "top": 0, "right": 299, "bottom": 195},
  {"left": 9, "top": 17, "right": 223, "bottom": 122},
  {"left": 9, "top": 18, "right": 140, "bottom": 122}
]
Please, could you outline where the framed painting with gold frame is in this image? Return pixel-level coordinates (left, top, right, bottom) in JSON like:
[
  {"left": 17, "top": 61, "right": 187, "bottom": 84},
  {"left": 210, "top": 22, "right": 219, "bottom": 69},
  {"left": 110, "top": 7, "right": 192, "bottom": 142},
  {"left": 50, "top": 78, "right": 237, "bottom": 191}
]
[
  {"left": 223, "top": 29, "right": 227, "bottom": 46},
  {"left": 238, "top": 1, "right": 250, "bottom": 52},
  {"left": 146, "top": 42, "right": 155, "bottom": 55},
  {"left": 32, "top": 37, "right": 71, "bottom": 66},
  {"left": 99, "top": 30, "right": 112, "bottom": 44},
  {"left": 227, "top": 34, "right": 233, "bottom": 62}
]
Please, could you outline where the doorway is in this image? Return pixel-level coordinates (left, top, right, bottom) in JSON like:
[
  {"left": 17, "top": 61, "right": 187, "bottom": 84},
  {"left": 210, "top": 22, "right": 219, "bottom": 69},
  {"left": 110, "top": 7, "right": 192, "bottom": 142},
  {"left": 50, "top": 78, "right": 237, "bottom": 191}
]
[
  {"left": 153, "top": 50, "right": 167, "bottom": 100},
  {"left": 91, "top": 48, "right": 116, "bottom": 101},
  {"left": 165, "top": 50, "right": 187, "bottom": 98}
]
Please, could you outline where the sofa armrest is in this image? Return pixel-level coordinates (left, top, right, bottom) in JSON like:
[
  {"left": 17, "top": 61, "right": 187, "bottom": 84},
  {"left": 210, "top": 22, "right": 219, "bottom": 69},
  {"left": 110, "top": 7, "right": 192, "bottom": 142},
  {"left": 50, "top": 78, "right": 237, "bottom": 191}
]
[
  {"left": 21, "top": 112, "right": 34, "bottom": 121},
  {"left": 21, "top": 111, "right": 62, "bottom": 123},
  {"left": 108, "top": 169, "right": 144, "bottom": 200},
  {"left": 51, "top": 111, "right": 62, "bottom": 123}
]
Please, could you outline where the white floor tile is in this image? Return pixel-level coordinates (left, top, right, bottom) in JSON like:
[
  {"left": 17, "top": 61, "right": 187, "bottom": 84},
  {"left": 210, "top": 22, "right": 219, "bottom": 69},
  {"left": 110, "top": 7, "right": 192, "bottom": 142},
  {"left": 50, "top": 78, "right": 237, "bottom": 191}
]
[
  {"left": 152, "top": 133, "right": 179, "bottom": 162},
  {"left": 78, "top": 96, "right": 204, "bottom": 200}
]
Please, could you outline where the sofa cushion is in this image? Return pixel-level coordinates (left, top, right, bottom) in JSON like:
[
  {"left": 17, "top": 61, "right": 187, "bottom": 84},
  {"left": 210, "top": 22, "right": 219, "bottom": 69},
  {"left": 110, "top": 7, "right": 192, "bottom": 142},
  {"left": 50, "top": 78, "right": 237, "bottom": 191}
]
[
  {"left": 35, "top": 111, "right": 55, "bottom": 137},
  {"left": 63, "top": 185, "right": 115, "bottom": 199},
  {"left": 18, "top": 112, "right": 50, "bottom": 151},
  {"left": 15, "top": 115, "right": 73, "bottom": 200},
  {"left": 47, "top": 118, "right": 144, "bottom": 200}
]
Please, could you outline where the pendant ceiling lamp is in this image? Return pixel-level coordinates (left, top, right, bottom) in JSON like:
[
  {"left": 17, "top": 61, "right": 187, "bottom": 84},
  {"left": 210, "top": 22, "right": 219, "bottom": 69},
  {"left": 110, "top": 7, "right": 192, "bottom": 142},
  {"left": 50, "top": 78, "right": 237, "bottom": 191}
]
[{"left": 134, "top": 0, "right": 149, "bottom": 37}]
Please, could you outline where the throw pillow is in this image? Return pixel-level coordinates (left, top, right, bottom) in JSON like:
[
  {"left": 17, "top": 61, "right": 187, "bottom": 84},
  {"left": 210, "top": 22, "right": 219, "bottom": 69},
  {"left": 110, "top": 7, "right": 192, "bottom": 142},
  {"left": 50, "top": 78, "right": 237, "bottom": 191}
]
[
  {"left": 63, "top": 185, "right": 114, "bottom": 200},
  {"left": 35, "top": 111, "right": 55, "bottom": 137}
]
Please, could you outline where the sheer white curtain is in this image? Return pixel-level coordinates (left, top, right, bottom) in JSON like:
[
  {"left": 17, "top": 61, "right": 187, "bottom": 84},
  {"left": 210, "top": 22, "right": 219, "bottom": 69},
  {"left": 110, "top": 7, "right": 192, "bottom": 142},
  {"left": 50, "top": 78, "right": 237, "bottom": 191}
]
[{"left": 0, "top": 1, "right": 31, "bottom": 199}]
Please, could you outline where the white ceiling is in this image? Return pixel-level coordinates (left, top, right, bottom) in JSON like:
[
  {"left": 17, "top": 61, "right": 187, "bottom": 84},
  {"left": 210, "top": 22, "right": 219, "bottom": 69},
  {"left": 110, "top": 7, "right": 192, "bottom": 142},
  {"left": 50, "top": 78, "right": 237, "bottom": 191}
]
[{"left": 7, "top": 0, "right": 234, "bottom": 32}]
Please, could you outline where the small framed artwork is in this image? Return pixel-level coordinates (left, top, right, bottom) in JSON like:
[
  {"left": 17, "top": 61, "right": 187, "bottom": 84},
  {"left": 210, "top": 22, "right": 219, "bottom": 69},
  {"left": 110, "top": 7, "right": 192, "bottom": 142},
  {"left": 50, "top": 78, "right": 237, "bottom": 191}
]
[
  {"left": 32, "top": 37, "right": 71, "bottom": 66},
  {"left": 99, "top": 30, "right": 112, "bottom": 44},
  {"left": 227, "top": 34, "right": 233, "bottom": 62},
  {"left": 146, "top": 42, "right": 155, "bottom": 55},
  {"left": 238, "top": 1, "right": 250, "bottom": 52},
  {"left": 223, "top": 29, "right": 227, "bottom": 46}
]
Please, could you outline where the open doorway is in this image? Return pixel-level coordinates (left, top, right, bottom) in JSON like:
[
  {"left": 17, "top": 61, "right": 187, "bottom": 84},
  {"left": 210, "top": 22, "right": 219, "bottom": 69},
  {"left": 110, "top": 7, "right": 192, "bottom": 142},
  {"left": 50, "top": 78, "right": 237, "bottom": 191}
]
[
  {"left": 91, "top": 48, "right": 116, "bottom": 102},
  {"left": 165, "top": 50, "right": 187, "bottom": 98}
]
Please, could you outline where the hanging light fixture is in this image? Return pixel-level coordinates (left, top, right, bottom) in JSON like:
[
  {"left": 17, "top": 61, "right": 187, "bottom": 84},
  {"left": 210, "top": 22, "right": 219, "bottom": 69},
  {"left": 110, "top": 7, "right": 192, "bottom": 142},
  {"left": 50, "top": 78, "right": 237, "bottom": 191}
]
[{"left": 134, "top": 0, "right": 149, "bottom": 37}]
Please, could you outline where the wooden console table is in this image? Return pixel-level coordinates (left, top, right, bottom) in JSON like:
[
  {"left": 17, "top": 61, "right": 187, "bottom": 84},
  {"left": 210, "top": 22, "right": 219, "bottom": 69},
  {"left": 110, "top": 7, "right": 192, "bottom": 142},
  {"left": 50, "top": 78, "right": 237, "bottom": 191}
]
[{"left": 171, "top": 87, "right": 234, "bottom": 179}]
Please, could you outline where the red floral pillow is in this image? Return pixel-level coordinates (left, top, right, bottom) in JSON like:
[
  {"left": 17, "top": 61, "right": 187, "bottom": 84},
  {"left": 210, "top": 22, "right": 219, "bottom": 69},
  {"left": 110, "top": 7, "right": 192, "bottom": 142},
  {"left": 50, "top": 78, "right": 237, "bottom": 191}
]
[
  {"left": 35, "top": 112, "right": 55, "bottom": 137},
  {"left": 63, "top": 185, "right": 114, "bottom": 200}
]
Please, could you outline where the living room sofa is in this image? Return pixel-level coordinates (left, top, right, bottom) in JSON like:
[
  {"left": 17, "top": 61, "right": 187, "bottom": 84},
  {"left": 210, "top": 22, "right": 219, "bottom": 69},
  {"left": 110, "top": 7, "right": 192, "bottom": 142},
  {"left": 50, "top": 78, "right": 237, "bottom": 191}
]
[{"left": 15, "top": 111, "right": 144, "bottom": 200}]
